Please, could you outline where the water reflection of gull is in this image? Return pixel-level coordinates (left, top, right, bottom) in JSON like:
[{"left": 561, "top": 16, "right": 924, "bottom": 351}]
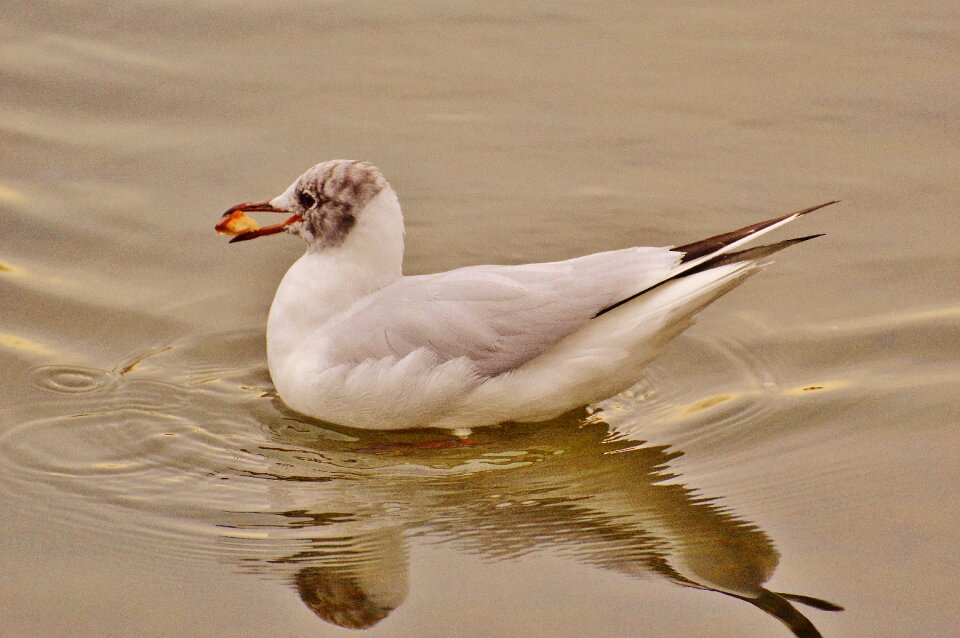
[{"left": 225, "top": 411, "right": 842, "bottom": 637}]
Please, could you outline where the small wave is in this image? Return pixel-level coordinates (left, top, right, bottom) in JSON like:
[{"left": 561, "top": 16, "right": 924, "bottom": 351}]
[{"left": 29, "top": 364, "right": 120, "bottom": 395}]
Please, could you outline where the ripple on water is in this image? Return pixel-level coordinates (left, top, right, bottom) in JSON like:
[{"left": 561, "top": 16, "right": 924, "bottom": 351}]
[
  {"left": 0, "top": 339, "right": 274, "bottom": 559},
  {"left": 0, "top": 401, "right": 269, "bottom": 559},
  {"left": 29, "top": 364, "right": 120, "bottom": 394},
  {"left": 0, "top": 332, "right": 537, "bottom": 564},
  {"left": 595, "top": 331, "right": 786, "bottom": 445}
]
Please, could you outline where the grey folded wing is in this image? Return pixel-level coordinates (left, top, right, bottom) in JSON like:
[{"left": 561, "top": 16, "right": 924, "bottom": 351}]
[{"left": 319, "top": 247, "right": 679, "bottom": 377}]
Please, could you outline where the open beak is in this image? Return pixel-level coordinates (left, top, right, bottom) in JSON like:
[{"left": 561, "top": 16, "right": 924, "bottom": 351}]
[{"left": 216, "top": 199, "right": 302, "bottom": 244}]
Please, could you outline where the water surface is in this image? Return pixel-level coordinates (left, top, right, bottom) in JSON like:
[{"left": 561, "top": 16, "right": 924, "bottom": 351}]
[{"left": 2, "top": 2, "right": 959, "bottom": 637}]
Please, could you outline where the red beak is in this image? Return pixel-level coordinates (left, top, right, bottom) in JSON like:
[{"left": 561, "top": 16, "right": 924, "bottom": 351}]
[{"left": 216, "top": 200, "right": 302, "bottom": 243}]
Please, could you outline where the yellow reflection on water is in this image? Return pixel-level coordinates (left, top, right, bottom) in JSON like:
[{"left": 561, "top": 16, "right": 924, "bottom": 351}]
[
  {"left": 0, "top": 184, "right": 26, "bottom": 204},
  {"left": 684, "top": 393, "right": 736, "bottom": 413},
  {"left": 822, "top": 305, "right": 960, "bottom": 329},
  {"left": 0, "top": 332, "right": 57, "bottom": 357},
  {"left": 783, "top": 379, "right": 853, "bottom": 397}
]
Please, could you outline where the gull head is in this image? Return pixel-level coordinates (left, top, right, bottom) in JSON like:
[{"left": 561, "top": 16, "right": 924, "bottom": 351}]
[{"left": 217, "top": 160, "right": 392, "bottom": 249}]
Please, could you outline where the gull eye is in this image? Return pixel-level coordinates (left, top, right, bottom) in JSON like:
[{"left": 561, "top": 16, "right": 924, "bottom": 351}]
[{"left": 297, "top": 190, "right": 317, "bottom": 209}]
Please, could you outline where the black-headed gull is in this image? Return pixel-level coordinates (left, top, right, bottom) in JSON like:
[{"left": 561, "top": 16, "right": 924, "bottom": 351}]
[{"left": 218, "top": 160, "right": 835, "bottom": 430}]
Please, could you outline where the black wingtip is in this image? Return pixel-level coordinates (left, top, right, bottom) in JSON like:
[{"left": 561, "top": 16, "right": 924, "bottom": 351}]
[
  {"left": 795, "top": 201, "right": 840, "bottom": 216},
  {"left": 593, "top": 203, "right": 836, "bottom": 319},
  {"left": 676, "top": 201, "right": 838, "bottom": 264},
  {"left": 675, "top": 233, "right": 824, "bottom": 278},
  {"left": 787, "top": 232, "right": 826, "bottom": 244}
]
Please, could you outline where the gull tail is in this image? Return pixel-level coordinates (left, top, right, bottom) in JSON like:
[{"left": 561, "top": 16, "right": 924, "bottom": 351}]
[
  {"left": 595, "top": 201, "right": 837, "bottom": 318},
  {"left": 507, "top": 202, "right": 839, "bottom": 422},
  {"left": 675, "top": 201, "right": 838, "bottom": 264},
  {"left": 678, "top": 233, "right": 825, "bottom": 278}
]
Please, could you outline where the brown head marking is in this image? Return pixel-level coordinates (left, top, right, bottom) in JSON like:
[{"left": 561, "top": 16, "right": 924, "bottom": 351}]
[{"left": 293, "top": 160, "right": 387, "bottom": 248}]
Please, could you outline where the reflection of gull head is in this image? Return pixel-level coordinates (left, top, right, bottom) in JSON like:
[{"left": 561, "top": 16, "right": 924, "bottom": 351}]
[
  {"left": 286, "top": 527, "right": 409, "bottom": 630},
  {"left": 295, "top": 567, "right": 394, "bottom": 630}
]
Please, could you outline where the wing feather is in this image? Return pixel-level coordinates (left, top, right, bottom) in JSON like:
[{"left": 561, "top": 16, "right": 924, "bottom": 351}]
[{"left": 320, "top": 247, "right": 679, "bottom": 376}]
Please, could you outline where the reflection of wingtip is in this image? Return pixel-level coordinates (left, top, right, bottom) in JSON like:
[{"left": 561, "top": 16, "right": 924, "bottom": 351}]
[
  {"left": 776, "top": 591, "right": 845, "bottom": 612},
  {"left": 728, "top": 588, "right": 842, "bottom": 638}
]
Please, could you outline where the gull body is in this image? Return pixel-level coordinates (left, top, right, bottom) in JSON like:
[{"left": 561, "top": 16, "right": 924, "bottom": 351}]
[{"left": 221, "top": 160, "right": 834, "bottom": 430}]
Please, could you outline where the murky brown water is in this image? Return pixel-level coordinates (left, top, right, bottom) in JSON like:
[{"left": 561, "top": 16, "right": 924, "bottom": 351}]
[{"left": 2, "top": 2, "right": 959, "bottom": 637}]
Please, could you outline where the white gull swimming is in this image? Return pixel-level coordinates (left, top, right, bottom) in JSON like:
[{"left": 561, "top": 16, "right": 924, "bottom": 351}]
[{"left": 217, "top": 160, "right": 835, "bottom": 430}]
